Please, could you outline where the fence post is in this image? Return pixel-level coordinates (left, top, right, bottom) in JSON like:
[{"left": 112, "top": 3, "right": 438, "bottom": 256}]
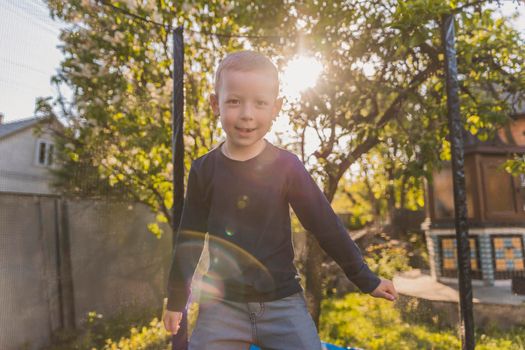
[
  {"left": 171, "top": 25, "right": 188, "bottom": 350},
  {"left": 440, "top": 13, "right": 475, "bottom": 350}
]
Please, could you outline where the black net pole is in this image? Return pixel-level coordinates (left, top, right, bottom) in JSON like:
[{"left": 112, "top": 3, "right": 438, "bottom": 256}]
[
  {"left": 171, "top": 26, "right": 188, "bottom": 350},
  {"left": 440, "top": 13, "right": 475, "bottom": 350}
]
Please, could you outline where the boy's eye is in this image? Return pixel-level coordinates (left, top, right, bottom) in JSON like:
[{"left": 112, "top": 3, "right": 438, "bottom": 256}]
[
  {"left": 227, "top": 99, "right": 240, "bottom": 105},
  {"left": 256, "top": 100, "right": 268, "bottom": 106}
]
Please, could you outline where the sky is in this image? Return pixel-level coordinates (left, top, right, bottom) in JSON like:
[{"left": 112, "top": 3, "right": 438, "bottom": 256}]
[
  {"left": 0, "top": 0, "right": 64, "bottom": 123},
  {"left": 0, "top": 0, "right": 524, "bottom": 125}
]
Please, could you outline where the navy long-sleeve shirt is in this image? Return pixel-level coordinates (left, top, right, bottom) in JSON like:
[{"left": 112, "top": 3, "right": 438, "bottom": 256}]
[{"left": 166, "top": 139, "right": 380, "bottom": 312}]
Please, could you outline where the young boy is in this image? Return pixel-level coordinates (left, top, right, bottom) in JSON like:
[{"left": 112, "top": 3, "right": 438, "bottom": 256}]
[{"left": 164, "top": 50, "right": 397, "bottom": 349}]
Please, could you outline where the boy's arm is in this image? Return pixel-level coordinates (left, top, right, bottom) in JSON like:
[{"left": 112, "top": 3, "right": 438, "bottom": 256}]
[
  {"left": 286, "top": 155, "right": 381, "bottom": 293},
  {"left": 166, "top": 162, "right": 208, "bottom": 312}
]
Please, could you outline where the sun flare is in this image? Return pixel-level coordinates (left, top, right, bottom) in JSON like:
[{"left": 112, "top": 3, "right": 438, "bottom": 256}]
[{"left": 281, "top": 56, "right": 322, "bottom": 100}]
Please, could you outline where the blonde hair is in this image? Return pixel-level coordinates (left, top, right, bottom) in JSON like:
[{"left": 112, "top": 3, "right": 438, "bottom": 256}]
[{"left": 214, "top": 50, "right": 279, "bottom": 96}]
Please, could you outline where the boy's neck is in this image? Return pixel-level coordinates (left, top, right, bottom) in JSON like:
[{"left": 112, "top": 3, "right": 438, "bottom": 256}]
[{"left": 222, "top": 138, "right": 267, "bottom": 161}]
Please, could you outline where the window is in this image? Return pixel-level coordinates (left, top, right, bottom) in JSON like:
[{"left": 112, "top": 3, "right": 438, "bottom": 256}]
[
  {"left": 35, "top": 140, "right": 55, "bottom": 167},
  {"left": 440, "top": 235, "right": 482, "bottom": 279},
  {"left": 491, "top": 235, "right": 525, "bottom": 279}
]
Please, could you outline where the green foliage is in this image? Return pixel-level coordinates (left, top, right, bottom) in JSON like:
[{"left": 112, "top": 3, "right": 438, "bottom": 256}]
[
  {"left": 364, "top": 239, "right": 411, "bottom": 280},
  {"left": 236, "top": 0, "right": 524, "bottom": 207},
  {"left": 333, "top": 146, "right": 427, "bottom": 226},
  {"left": 42, "top": 0, "right": 525, "bottom": 237},
  {"left": 319, "top": 293, "right": 525, "bottom": 350},
  {"left": 44, "top": 301, "right": 203, "bottom": 350},
  {"left": 41, "top": 293, "right": 524, "bottom": 350},
  {"left": 45, "top": 306, "right": 164, "bottom": 350},
  {"left": 100, "top": 317, "right": 168, "bottom": 350},
  {"left": 43, "top": 0, "right": 247, "bottom": 236},
  {"left": 504, "top": 154, "right": 525, "bottom": 176},
  {"left": 407, "top": 232, "right": 430, "bottom": 269}
]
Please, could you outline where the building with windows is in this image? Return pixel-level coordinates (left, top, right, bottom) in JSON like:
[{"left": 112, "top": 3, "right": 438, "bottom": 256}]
[
  {"left": 0, "top": 114, "right": 64, "bottom": 195},
  {"left": 424, "top": 114, "right": 525, "bottom": 286}
]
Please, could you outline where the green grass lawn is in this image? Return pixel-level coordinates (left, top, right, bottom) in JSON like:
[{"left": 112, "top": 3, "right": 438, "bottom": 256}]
[
  {"left": 44, "top": 294, "right": 524, "bottom": 349},
  {"left": 319, "top": 293, "right": 525, "bottom": 350}
]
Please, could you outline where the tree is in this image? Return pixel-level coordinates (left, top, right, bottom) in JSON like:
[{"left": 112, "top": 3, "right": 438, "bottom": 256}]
[
  {"left": 44, "top": 0, "right": 247, "bottom": 236},
  {"left": 232, "top": 0, "right": 524, "bottom": 325},
  {"left": 43, "top": 0, "right": 524, "bottom": 328}
]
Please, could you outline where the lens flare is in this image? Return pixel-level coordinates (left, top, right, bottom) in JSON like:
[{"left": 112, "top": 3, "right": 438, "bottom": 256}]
[
  {"left": 236, "top": 194, "right": 249, "bottom": 209},
  {"left": 176, "top": 230, "right": 276, "bottom": 301}
]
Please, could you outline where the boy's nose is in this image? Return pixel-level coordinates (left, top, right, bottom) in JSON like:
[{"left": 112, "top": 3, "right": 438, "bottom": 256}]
[{"left": 240, "top": 105, "right": 254, "bottom": 120}]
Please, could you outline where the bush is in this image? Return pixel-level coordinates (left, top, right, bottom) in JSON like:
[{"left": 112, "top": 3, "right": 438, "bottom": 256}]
[
  {"left": 100, "top": 317, "right": 169, "bottom": 350},
  {"left": 43, "top": 301, "right": 203, "bottom": 350},
  {"left": 364, "top": 239, "right": 411, "bottom": 280},
  {"left": 44, "top": 306, "right": 167, "bottom": 350}
]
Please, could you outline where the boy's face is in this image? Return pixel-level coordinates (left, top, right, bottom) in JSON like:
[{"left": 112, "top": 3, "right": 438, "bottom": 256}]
[{"left": 210, "top": 69, "right": 282, "bottom": 149}]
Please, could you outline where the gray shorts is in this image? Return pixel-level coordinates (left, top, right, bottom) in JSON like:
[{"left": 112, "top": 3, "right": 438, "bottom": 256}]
[{"left": 189, "top": 291, "right": 323, "bottom": 350}]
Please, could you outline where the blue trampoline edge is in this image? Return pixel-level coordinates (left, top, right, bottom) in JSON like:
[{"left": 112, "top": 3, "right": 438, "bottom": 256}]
[{"left": 249, "top": 342, "right": 363, "bottom": 350}]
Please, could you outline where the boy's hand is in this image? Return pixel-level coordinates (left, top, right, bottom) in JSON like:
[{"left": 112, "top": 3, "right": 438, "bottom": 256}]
[
  {"left": 163, "top": 310, "right": 183, "bottom": 335},
  {"left": 369, "top": 278, "right": 398, "bottom": 301}
]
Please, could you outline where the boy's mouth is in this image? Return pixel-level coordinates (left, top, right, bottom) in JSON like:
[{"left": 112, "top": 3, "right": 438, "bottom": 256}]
[{"left": 235, "top": 127, "right": 256, "bottom": 133}]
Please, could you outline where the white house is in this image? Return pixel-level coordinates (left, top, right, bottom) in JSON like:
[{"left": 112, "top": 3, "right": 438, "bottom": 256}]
[{"left": 0, "top": 114, "right": 64, "bottom": 195}]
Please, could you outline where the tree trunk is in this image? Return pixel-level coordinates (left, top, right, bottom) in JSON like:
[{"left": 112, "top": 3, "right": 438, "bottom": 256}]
[
  {"left": 386, "top": 167, "right": 396, "bottom": 225},
  {"left": 304, "top": 233, "right": 325, "bottom": 328},
  {"left": 304, "top": 175, "right": 338, "bottom": 328}
]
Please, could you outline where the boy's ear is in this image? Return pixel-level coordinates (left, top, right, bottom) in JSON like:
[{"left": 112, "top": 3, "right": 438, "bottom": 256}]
[{"left": 209, "top": 93, "right": 220, "bottom": 116}]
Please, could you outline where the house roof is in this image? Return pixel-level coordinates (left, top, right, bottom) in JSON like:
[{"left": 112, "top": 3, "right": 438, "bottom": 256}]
[{"left": 0, "top": 115, "right": 61, "bottom": 140}]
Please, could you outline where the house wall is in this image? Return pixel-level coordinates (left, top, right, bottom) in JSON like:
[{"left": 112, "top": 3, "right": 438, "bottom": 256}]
[
  {"left": 0, "top": 124, "right": 58, "bottom": 195},
  {"left": 426, "top": 227, "right": 525, "bottom": 285},
  {"left": 0, "top": 193, "right": 176, "bottom": 350}
]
